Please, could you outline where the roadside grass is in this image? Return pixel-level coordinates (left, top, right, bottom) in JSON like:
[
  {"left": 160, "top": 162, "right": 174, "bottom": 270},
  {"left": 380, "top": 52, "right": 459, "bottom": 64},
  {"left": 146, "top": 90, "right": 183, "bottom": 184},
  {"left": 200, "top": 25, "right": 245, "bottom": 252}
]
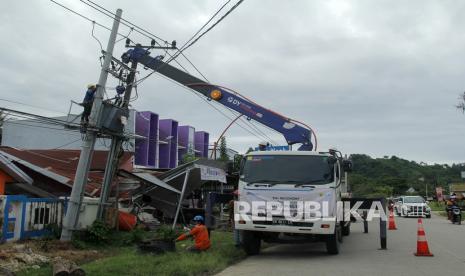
[
  {"left": 429, "top": 201, "right": 445, "bottom": 212},
  {"left": 18, "top": 230, "right": 245, "bottom": 276},
  {"left": 429, "top": 201, "right": 465, "bottom": 221},
  {"left": 83, "top": 230, "right": 245, "bottom": 276}
]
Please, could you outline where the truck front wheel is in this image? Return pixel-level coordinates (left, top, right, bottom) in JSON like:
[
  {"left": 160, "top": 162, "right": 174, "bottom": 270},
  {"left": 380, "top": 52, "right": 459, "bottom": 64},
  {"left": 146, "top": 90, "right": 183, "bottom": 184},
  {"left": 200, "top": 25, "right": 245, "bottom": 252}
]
[
  {"left": 326, "top": 227, "right": 341, "bottom": 255},
  {"left": 242, "top": 231, "right": 261, "bottom": 255}
]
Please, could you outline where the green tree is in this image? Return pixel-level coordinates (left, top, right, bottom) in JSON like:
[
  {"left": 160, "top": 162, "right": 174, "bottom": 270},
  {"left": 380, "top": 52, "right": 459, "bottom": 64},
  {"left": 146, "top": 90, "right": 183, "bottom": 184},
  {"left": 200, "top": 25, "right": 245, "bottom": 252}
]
[
  {"left": 180, "top": 153, "right": 197, "bottom": 164},
  {"left": 233, "top": 154, "right": 243, "bottom": 172},
  {"left": 219, "top": 137, "right": 229, "bottom": 161},
  {"left": 348, "top": 153, "right": 465, "bottom": 198}
]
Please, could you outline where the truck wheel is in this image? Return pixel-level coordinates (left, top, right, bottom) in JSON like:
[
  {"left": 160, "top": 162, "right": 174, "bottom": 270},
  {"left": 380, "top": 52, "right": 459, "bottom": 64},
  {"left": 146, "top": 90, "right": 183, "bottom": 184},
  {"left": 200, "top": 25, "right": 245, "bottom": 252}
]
[
  {"left": 426, "top": 214, "right": 431, "bottom": 219},
  {"left": 342, "top": 222, "right": 350, "bottom": 236},
  {"left": 242, "top": 231, "right": 261, "bottom": 255},
  {"left": 326, "top": 227, "right": 340, "bottom": 255}
]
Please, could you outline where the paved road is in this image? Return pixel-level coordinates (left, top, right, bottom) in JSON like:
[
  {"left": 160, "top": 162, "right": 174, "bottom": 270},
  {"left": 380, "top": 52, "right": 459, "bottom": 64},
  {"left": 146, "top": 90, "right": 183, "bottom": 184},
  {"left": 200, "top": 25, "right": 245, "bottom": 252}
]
[{"left": 218, "top": 214, "right": 465, "bottom": 276}]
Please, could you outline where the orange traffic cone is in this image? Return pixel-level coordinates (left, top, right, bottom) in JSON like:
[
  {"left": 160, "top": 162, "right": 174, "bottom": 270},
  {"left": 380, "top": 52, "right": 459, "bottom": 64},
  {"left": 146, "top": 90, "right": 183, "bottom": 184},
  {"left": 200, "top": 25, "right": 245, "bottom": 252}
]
[
  {"left": 388, "top": 210, "right": 397, "bottom": 230},
  {"left": 414, "top": 218, "right": 433, "bottom": 257}
]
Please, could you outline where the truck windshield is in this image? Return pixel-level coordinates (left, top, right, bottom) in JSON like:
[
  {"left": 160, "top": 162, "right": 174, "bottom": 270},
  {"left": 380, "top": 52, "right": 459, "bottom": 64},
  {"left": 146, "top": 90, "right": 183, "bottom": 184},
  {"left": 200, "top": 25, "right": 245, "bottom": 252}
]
[
  {"left": 240, "top": 155, "right": 334, "bottom": 185},
  {"left": 403, "top": 197, "right": 425, "bottom": 203}
]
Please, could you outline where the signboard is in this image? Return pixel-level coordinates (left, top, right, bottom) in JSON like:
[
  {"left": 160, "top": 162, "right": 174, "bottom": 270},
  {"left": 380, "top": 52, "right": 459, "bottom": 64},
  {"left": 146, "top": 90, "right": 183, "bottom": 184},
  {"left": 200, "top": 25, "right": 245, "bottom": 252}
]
[
  {"left": 436, "top": 187, "right": 444, "bottom": 201},
  {"left": 254, "top": 145, "right": 290, "bottom": 151},
  {"left": 197, "top": 165, "right": 227, "bottom": 183},
  {"left": 461, "top": 171, "right": 465, "bottom": 179}
]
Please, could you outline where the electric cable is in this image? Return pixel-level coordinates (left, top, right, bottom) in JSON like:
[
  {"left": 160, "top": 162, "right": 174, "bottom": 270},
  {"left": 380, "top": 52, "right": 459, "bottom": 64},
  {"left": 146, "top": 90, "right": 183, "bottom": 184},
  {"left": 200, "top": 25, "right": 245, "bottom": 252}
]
[
  {"left": 91, "top": 21, "right": 104, "bottom": 52},
  {"left": 52, "top": 0, "right": 274, "bottom": 146},
  {"left": 166, "top": 0, "right": 232, "bottom": 64},
  {"left": 81, "top": 0, "right": 211, "bottom": 83},
  {"left": 0, "top": 98, "right": 67, "bottom": 115},
  {"left": 167, "top": 0, "right": 245, "bottom": 63},
  {"left": 79, "top": 0, "right": 192, "bottom": 77},
  {"left": 51, "top": 138, "right": 83, "bottom": 150},
  {"left": 49, "top": 0, "right": 132, "bottom": 40},
  {"left": 152, "top": 72, "right": 275, "bottom": 144}
]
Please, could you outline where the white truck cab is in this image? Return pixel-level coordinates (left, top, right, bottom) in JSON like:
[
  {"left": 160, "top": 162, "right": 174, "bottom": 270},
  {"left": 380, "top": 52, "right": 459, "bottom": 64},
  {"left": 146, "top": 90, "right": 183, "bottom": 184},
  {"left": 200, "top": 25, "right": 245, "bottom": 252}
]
[
  {"left": 394, "top": 196, "right": 431, "bottom": 218},
  {"left": 235, "top": 150, "right": 352, "bottom": 255}
]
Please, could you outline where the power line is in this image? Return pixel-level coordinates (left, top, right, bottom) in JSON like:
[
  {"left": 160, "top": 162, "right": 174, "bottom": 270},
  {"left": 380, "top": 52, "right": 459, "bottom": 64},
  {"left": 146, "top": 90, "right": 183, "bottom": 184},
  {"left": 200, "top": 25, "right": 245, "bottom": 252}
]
[
  {"left": 51, "top": 0, "right": 268, "bottom": 144},
  {"left": 82, "top": 0, "right": 212, "bottom": 83},
  {"left": 52, "top": 138, "right": 83, "bottom": 149},
  {"left": 153, "top": 72, "right": 275, "bottom": 144},
  {"left": 167, "top": 0, "right": 232, "bottom": 64},
  {"left": 84, "top": 0, "right": 165, "bottom": 42},
  {"left": 49, "top": 0, "right": 130, "bottom": 40},
  {"left": 0, "top": 107, "right": 75, "bottom": 127},
  {"left": 0, "top": 98, "right": 67, "bottom": 115},
  {"left": 91, "top": 21, "right": 104, "bottom": 51},
  {"left": 167, "top": 0, "right": 245, "bottom": 63},
  {"left": 142, "top": 0, "right": 244, "bottom": 87},
  {"left": 79, "top": 0, "right": 193, "bottom": 78},
  {"left": 224, "top": 108, "right": 279, "bottom": 144},
  {"left": 2, "top": 120, "right": 77, "bottom": 133},
  {"left": 77, "top": 1, "right": 215, "bottom": 93},
  {"left": 242, "top": 119, "right": 280, "bottom": 145}
]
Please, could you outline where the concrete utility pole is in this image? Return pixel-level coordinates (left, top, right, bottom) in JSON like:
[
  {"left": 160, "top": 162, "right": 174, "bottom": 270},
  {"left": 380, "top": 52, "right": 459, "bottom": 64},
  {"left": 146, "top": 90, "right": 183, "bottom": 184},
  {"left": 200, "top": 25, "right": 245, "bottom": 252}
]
[
  {"left": 61, "top": 8, "right": 123, "bottom": 241},
  {"left": 96, "top": 61, "right": 138, "bottom": 219}
]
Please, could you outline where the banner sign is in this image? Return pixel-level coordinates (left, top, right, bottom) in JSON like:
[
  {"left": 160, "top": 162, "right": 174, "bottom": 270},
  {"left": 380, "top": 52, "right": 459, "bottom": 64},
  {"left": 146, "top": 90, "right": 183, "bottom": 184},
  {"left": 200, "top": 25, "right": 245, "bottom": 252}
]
[{"left": 197, "top": 165, "right": 226, "bottom": 183}]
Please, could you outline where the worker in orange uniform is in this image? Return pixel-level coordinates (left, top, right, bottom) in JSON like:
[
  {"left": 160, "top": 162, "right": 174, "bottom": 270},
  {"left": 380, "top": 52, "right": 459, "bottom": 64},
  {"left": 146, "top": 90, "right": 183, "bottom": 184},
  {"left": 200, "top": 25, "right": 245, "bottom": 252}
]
[{"left": 175, "top": 215, "right": 211, "bottom": 252}]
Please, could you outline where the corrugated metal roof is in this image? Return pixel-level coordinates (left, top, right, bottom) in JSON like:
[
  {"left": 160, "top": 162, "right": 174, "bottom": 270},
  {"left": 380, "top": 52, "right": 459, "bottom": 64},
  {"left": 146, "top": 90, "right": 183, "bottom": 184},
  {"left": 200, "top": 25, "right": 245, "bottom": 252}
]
[
  {"left": 0, "top": 153, "right": 33, "bottom": 184},
  {"left": 0, "top": 147, "right": 134, "bottom": 196}
]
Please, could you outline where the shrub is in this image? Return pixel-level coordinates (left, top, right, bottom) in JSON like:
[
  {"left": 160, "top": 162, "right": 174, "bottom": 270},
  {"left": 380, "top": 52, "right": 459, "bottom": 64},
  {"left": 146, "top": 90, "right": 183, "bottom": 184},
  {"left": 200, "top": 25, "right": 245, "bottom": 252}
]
[
  {"left": 125, "top": 228, "right": 146, "bottom": 244},
  {"left": 154, "top": 226, "right": 179, "bottom": 241},
  {"left": 84, "top": 220, "right": 112, "bottom": 244}
]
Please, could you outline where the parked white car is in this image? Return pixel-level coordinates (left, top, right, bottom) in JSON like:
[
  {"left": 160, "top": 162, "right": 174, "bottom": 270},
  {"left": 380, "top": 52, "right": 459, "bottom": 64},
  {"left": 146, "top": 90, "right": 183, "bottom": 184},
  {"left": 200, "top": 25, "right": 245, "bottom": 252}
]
[{"left": 394, "top": 196, "right": 431, "bottom": 218}]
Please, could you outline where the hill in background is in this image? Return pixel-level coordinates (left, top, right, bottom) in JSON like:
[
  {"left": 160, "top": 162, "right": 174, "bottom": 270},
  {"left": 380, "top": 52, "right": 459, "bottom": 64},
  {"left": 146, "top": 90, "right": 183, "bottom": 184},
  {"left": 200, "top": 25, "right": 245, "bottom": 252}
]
[{"left": 349, "top": 154, "right": 465, "bottom": 198}]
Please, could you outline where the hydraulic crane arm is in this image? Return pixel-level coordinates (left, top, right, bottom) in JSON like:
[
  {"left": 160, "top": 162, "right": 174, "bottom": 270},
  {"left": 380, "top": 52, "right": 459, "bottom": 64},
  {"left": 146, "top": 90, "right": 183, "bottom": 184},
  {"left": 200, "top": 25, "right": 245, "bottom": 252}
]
[{"left": 122, "top": 47, "right": 314, "bottom": 151}]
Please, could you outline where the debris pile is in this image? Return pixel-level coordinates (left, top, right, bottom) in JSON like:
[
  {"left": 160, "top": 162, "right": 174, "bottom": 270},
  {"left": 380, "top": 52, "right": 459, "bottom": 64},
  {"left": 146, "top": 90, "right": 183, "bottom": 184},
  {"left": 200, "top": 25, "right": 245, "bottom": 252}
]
[{"left": 0, "top": 244, "right": 48, "bottom": 273}]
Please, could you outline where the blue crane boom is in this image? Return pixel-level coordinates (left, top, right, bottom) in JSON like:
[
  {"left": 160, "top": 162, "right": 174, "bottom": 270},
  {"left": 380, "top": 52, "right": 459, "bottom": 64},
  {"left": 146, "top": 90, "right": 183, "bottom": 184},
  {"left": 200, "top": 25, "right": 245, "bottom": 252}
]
[{"left": 122, "top": 47, "right": 314, "bottom": 151}]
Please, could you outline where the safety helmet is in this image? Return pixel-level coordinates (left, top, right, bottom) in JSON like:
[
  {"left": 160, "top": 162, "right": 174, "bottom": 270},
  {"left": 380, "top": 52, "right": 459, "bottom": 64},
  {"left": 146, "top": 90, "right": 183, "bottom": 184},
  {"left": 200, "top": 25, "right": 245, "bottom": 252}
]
[
  {"left": 193, "top": 215, "right": 204, "bottom": 223},
  {"left": 87, "top": 84, "right": 96, "bottom": 89},
  {"left": 116, "top": 85, "right": 126, "bottom": 95}
]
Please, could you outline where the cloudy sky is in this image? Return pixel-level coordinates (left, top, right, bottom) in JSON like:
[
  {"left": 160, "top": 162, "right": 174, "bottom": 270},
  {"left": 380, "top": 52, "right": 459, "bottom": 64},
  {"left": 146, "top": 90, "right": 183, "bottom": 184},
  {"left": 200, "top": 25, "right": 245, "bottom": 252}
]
[{"left": 1, "top": 0, "right": 465, "bottom": 164}]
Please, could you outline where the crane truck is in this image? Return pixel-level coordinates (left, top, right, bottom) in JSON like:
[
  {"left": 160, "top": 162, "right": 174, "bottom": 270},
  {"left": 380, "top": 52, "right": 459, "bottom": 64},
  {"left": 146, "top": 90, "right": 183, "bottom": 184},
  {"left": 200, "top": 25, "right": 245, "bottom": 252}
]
[{"left": 122, "top": 45, "right": 353, "bottom": 255}]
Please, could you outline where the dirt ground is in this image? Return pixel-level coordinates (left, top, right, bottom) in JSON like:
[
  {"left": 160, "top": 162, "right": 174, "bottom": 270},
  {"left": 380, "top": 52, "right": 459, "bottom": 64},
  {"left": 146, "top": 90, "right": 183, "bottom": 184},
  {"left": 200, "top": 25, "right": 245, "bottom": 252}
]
[{"left": 0, "top": 239, "right": 106, "bottom": 273}]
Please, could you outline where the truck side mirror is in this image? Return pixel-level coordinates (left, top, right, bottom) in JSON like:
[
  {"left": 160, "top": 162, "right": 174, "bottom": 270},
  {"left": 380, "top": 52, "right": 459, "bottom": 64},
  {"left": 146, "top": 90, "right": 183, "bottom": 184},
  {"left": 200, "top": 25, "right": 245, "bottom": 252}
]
[{"left": 342, "top": 160, "right": 353, "bottom": 172}]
